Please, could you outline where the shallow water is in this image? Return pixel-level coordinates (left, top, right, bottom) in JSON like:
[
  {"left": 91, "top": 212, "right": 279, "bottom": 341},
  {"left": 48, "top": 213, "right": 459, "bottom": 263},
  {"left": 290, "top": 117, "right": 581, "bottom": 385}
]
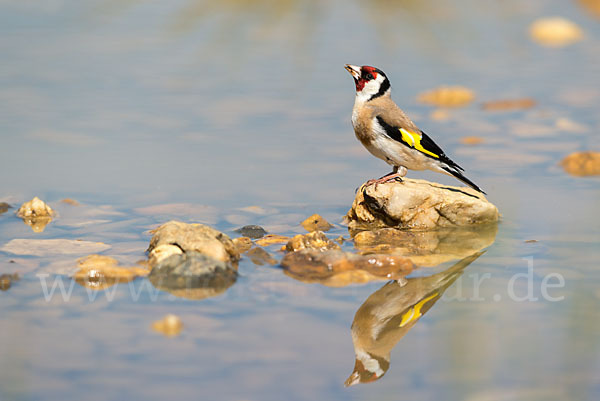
[{"left": 1, "top": 0, "right": 600, "bottom": 400}]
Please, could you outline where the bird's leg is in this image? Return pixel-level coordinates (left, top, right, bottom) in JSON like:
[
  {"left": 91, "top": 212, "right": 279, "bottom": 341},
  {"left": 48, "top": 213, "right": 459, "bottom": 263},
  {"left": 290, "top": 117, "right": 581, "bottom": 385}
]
[{"left": 364, "top": 166, "right": 406, "bottom": 189}]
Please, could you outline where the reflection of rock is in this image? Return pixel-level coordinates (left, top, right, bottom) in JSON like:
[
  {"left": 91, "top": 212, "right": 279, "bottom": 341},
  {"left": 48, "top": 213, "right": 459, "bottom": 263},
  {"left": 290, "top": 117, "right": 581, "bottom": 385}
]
[
  {"left": 246, "top": 247, "right": 277, "bottom": 266},
  {"left": 301, "top": 214, "right": 333, "bottom": 232},
  {"left": 147, "top": 221, "right": 239, "bottom": 300},
  {"left": 148, "top": 252, "right": 237, "bottom": 300},
  {"left": 0, "top": 273, "right": 19, "bottom": 291},
  {"left": 353, "top": 224, "right": 497, "bottom": 266},
  {"left": 285, "top": 231, "right": 340, "bottom": 252},
  {"left": 345, "top": 252, "right": 483, "bottom": 387},
  {"left": 148, "top": 220, "right": 239, "bottom": 264},
  {"left": 346, "top": 178, "right": 499, "bottom": 231},
  {"left": 73, "top": 255, "right": 149, "bottom": 290},
  {"left": 16, "top": 197, "right": 55, "bottom": 232},
  {"left": 151, "top": 314, "right": 183, "bottom": 337},
  {"left": 281, "top": 249, "right": 413, "bottom": 287},
  {"left": 560, "top": 151, "right": 600, "bottom": 177}
]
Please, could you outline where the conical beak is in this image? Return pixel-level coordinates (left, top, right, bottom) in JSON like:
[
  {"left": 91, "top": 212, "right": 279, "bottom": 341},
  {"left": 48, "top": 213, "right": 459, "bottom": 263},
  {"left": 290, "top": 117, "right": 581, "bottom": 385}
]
[{"left": 345, "top": 64, "right": 360, "bottom": 79}]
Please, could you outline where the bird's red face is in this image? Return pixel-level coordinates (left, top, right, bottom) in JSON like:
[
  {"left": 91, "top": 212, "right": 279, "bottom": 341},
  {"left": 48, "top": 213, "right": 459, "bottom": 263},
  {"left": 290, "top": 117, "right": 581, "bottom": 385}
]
[{"left": 345, "top": 65, "right": 379, "bottom": 92}]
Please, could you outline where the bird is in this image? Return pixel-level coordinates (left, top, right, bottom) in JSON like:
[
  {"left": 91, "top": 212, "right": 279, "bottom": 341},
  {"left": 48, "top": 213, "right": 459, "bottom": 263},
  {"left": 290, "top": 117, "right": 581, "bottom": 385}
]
[
  {"left": 344, "top": 252, "right": 484, "bottom": 387},
  {"left": 344, "top": 64, "right": 485, "bottom": 194}
]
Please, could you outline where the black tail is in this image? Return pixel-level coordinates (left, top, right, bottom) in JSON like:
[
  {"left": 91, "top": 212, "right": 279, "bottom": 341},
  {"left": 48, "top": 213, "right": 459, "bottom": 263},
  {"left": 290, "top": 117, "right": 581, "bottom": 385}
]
[{"left": 441, "top": 165, "right": 486, "bottom": 195}]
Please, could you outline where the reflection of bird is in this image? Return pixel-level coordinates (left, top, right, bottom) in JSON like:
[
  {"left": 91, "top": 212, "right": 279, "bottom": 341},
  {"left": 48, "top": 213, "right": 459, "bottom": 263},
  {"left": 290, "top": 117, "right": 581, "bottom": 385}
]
[
  {"left": 344, "top": 64, "right": 485, "bottom": 194},
  {"left": 345, "top": 252, "right": 483, "bottom": 387}
]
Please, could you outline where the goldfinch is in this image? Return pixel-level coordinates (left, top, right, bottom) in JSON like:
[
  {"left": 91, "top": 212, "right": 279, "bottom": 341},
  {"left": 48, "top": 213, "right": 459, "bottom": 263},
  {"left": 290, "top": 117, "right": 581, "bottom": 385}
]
[{"left": 345, "top": 64, "right": 485, "bottom": 194}]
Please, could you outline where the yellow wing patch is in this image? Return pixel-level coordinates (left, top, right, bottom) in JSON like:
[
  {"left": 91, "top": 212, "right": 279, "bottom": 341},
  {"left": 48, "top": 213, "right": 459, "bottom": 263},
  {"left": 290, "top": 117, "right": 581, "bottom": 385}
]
[
  {"left": 399, "top": 292, "right": 439, "bottom": 328},
  {"left": 400, "top": 128, "right": 440, "bottom": 159}
]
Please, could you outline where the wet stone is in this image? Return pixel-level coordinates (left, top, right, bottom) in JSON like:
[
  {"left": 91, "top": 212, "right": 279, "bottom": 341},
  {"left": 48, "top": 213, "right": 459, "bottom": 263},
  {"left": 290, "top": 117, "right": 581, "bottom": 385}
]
[
  {"left": 281, "top": 249, "right": 413, "bottom": 287},
  {"left": 301, "top": 214, "right": 333, "bottom": 232},
  {"left": 285, "top": 231, "right": 341, "bottom": 253},
  {"left": 0, "top": 273, "right": 19, "bottom": 291},
  {"left": 530, "top": 17, "right": 583, "bottom": 47},
  {"left": 148, "top": 221, "right": 239, "bottom": 265},
  {"left": 234, "top": 225, "right": 268, "bottom": 239},
  {"left": 346, "top": 178, "right": 499, "bottom": 231},
  {"left": 148, "top": 251, "right": 237, "bottom": 300}
]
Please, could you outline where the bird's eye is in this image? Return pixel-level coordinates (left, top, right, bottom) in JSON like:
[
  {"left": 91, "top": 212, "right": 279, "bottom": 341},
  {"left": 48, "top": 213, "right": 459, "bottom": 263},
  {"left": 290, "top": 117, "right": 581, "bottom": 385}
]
[{"left": 365, "top": 73, "right": 374, "bottom": 80}]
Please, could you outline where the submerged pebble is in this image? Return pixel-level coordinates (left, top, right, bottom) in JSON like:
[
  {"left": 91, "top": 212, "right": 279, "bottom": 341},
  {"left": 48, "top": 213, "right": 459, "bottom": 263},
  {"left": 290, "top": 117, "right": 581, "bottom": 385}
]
[
  {"left": 482, "top": 98, "right": 536, "bottom": 111},
  {"left": 152, "top": 314, "right": 183, "bottom": 337},
  {"left": 254, "top": 234, "right": 291, "bottom": 247}
]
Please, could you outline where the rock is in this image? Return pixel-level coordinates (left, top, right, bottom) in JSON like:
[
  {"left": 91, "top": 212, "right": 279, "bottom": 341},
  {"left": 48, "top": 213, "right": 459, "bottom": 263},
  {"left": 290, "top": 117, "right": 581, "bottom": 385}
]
[
  {"left": 254, "top": 234, "right": 291, "bottom": 247},
  {"left": 345, "top": 178, "right": 499, "bottom": 231},
  {"left": 16, "top": 197, "right": 55, "bottom": 233},
  {"left": 148, "top": 252, "right": 237, "bottom": 300},
  {"left": 281, "top": 249, "right": 413, "bottom": 287},
  {"left": 0, "top": 202, "right": 11, "bottom": 215},
  {"left": 60, "top": 198, "right": 80, "bottom": 205},
  {"left": 459, "top": 136, "right": 484, "bottom": 145},
  {"left": 232, "top": 237, "right": 253, "bottom": 253},
  {"left": 151, "top": 314, "right": 183, "bottom": 337},
  {"left": 530, "top": 17, "right": 583, "bottom": 47},
  {"left": 147, "top": 221, "right": 239, "bottom": 300},
  {"left": 0, "top": 239, "right": 111, "bottom": 256},
  {"left": 0, "top": 273, "right": 19, "bottom": 291},
  {"left": 417, "top": 86, "right": 475, "bottom": 108},
  {"left": 285, "top": 231, "right": 341, "bottom": 252},
  {"left": 234, "top": 225, "right": 267, "bottom": 239},
  {"left": 148, "top": 221, "right": 239, "bottom": 265},
  {"left": 246, "top": 247, "right": 278, "bottom": 266},
  {"left": 301, "top": 214, "right": 333, "bottom": 232},
  {"left": 353, "top": 225, "right": 497, "bottom": 267},
  {"left": 73, "top": 255, "right": 149, "bottom": 290},
  {"left": 482, "top": 98, "right": 536, "bottom": 111},
  {"left": 560, "top": 151, "right": 600, "bottom": 176}
]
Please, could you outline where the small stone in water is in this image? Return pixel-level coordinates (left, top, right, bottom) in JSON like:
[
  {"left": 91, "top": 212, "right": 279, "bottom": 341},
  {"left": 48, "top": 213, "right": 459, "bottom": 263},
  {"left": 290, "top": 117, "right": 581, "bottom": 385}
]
[
  {"left": 0, "top": 202, "right": 11, "bottom": 215},
  {"left": 301, "top": 214, "right": 333, "bottom": 232},
  {"left": 61, "top": 198, "right": 80, "bottom": 205},
  {"left": 285, "top": 231, "right": 340, "bottom": 252},
  {"left": 234, "top": 225, "right": 268, "bottom": 239},
  {"left": 417, "top": 86, "right": 475, "bottom": 107},
  {"left": 482, "top": 98, "right": 536, "bottom": 111},
  {"left": 460, "top": 136, "right": 484, "bottom": 145},
  {"left": 152, "top": 314, "right": 183, "bottom": 337},
  {"left": 255, "top": 234, "right": 291, "bottom": 247},
  {"left": 0, "top": 273, "right": 19, "bottom": 291},
  {"left": 530, "top": 17, "right": 583, "bottom": 47},
  {"left": 232, "top": 237, "right": 253, "bottom": 253},
  {"left": 560, "top": 151, "right": 600, "bottom": 177},
  {"left": 16, "top": 197, "right": 55, "bottom": 233}
]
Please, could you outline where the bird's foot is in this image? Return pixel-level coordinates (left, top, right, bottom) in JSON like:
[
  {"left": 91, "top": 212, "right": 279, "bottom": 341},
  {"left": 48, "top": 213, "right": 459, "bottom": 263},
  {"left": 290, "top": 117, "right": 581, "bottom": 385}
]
[{"left": 364, "top": 174, "right": 404, "bottom": 190}]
